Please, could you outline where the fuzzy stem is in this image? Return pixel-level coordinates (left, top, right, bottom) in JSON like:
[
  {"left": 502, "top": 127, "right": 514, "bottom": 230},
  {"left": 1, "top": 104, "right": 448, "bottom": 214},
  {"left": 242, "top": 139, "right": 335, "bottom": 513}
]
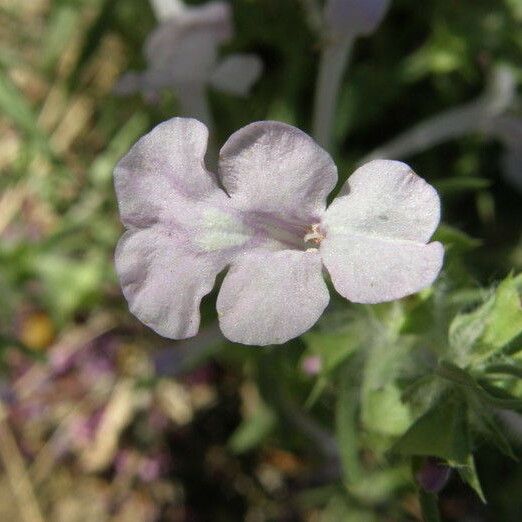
[
  {"left": 360, "top": 101, "right": 487, "bottom": 163},
  {"left": 360, "top": 65, "right": 516, "bottom": 164},
  {"left": 312, "top": 36, "right": 354, "bottom": 150}
]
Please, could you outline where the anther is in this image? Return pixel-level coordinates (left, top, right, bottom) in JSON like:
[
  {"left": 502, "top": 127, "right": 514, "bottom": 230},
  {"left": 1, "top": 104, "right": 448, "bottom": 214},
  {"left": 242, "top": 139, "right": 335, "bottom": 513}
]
[{"left": 304, "top": 224, "right": 325, "bottom": 247}]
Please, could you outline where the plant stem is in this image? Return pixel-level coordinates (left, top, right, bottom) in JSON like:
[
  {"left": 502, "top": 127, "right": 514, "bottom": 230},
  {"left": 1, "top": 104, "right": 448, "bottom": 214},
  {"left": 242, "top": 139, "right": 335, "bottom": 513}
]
[
  {"left": 359, "top": 100, "right": 488, "bottom": 164},
  {"left": 312, "top": 36, "right": 353, "bottom": 150},
  {"left": 360, "top": 65, "right": 515, "bottom": 164}
]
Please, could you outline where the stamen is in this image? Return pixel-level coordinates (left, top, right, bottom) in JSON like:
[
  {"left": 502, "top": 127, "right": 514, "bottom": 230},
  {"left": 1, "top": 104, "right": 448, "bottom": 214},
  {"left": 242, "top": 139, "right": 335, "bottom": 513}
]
[{"left": 304, "top": 224, "right": 325, "bottom": 248}]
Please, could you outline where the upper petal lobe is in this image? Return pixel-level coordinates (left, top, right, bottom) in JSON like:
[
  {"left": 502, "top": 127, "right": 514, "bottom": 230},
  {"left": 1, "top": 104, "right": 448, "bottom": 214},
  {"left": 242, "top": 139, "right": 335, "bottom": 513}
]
[
  {"left": 114, "top": 118, "right": 218, "bottom": 228},
  {"left": 219, "top": 121, "right": 337, "bottom": 222},
  {"left": 326, "top": 160, "right": 440, "bottom": 243},
  {"left": 209, "top": 54, "right": 263, "bottom": 96}
]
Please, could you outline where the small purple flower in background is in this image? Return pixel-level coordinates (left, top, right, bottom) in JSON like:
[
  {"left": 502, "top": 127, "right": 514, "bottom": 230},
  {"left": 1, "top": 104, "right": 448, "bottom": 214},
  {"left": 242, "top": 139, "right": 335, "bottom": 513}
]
[
  {"left": 301, "top": 355, "right": 322, "bottom": 376},
  {"left": 115, "top": 0, "right": 262, "bottom": 122},
  {"left": 114, "top": 118, "right": 443, "bottom": 346},
  {"left": 415, "top": 457, "right": 452, "bottom": 494}
]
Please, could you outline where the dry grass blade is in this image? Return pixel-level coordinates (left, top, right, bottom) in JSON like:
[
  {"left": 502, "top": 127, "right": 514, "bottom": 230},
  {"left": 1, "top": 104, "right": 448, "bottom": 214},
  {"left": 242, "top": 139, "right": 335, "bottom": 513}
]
[{"left": 0, "top": 401, "right": 45, "bottom": 522}]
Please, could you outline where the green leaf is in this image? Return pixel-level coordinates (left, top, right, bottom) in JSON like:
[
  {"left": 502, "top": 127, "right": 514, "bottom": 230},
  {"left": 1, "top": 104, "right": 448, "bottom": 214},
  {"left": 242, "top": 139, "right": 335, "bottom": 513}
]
[
  {"left": 467, "top": 396, "right": 517, "bottom": 460},
  {"left": 448, "top": 274, "right": 522, "bottom": 364},
  {"left": 89, "top": 112, "right": 150, "bottom": 187},
  {"left": 347, "top": 467, "right": 410, "bottom": 505},
  {"left": 433, "top": 225, "right": 481, "bottom": 252},
  {"left": 0, "top": 69, "right": 43, "bottom": 140},
  {"left": 228, "top": 403, "right": 276, "bottom": 454},
  {"left": 361, "top": 336, "right": 413, "bottom": 436},
  {"left": 42, "top": 4, "right": 81, "bottom": 71},
  {"left": 484, "top": 363, "right": 522, "bottom": 380},
  {"left": 320, "top": 496, "right": 377, "bottom": 522},
  {"left": 362, "top": 384, "right": 412, "bottom": 436},
  {"left": 336, "top": 368, "right": 362, "bottom": 483},
  {"left": 35, "top": 252, "right": 108, "bottom": 322},
  {"left": 456, "top": 454, "right": 487, "bottom": 503},
  {"left": 436, "top": 362, "right": 522, "bottom": 412},
  {"left": 303, "top": 318, "right": 365, "bottom": 374},
  {"left": 434, "top": 177, "right": 491, "bottom": 194},
  {"left": 304, "top": 376, "right": 329, "bottom": 409},
  {"left": 419, "top": 490, "right": 441, "bottom": 522},
  {"left": 391, "top": 394, "right": 470, "bottom": 464},
  {"left": 480, "top": 274, "right": 522, "bottom": 354},
  {"left": 448, "top": 296, "right": 493, "bottom": 365}
]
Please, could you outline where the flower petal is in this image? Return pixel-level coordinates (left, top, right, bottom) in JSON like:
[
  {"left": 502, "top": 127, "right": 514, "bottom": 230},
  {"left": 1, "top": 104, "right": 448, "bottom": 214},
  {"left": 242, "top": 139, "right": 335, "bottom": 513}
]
[
  {"left": 219, "top": 121, "right": 337, "bottom": 222},
  {"left": 113, "top": 72, "right": 143, "bottom": 96},
  {"left": 322, "top": 160, "right": 443, "bottom": 303},
  {"left": 217, "top": 250, "right": 329, "bottom": 345},
  {"left": 325, "top": 160, "right": 441, "bottom": 243},
  {"left": 321, "top": 234, "right": 444, "bottom": 303},
  {"left": 115, "top": 227, "right": 227, "bottom": 339},
  {"left": 325, "top": 0, "right": 390, "bottom": 37},
  {"left": 114, "top": 118, "right": 219, "bottom": 228},
  {"left": 144, "top": 25, "right": 219, "bottom": 87},
  {"left": 144, "top": 1, "right": 232, "bottom": 88},
  {"left": 209, "top": 54, "right": 263, "bottom": 96}
]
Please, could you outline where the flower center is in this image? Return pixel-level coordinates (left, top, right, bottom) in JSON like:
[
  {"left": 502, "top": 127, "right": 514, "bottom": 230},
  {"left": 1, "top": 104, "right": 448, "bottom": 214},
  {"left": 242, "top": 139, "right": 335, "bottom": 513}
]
[{"left": 304, "top": 224, "right": 325, "bottom": 250}]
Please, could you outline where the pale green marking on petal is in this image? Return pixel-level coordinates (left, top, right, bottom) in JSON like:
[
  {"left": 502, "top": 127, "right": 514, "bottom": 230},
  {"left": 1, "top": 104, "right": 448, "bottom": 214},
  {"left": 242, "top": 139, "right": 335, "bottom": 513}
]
[{"left": 197, "top": 208, "right": 251, "bottom": 251}]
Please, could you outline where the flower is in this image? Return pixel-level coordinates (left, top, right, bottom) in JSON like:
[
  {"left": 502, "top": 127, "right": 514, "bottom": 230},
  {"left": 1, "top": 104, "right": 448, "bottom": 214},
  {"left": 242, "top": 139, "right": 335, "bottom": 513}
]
[
  {"left": 115, "top": 1, "right": 262, "bottom": 109},
  {"left": 312, "top": 0, "right": 391, "bottom": 148},
  {"left": 301, "top": 355, "right": 322, "bottom": 376},
  {"left": 114, "top": 118, "right": 443, "bottom": 346},
  {"left": 324, "top": 0, "right": 391, "bottom": 39}
]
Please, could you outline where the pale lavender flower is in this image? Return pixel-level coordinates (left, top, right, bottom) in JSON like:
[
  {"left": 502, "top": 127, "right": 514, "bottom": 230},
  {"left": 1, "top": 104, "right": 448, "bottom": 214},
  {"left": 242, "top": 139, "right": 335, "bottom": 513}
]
[
  {"left": 115, "top": 1, "right": 262, "bottom": 121},
  {"left": 114, "top": 118, "right": 443, "bottom": 346},
  {"left": 312, "top": 0, "right": 391, "bottom": 148},
  {"left": 324, "top": 0, "right": 391, "bottom": 39}
]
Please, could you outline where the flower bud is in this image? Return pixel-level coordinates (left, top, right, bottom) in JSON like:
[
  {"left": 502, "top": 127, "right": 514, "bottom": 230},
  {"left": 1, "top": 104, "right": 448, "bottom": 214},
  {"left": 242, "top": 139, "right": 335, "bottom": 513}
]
[
  {"left": 301, "top": 355, "right": 322, "bottom": 376},
  {"left": 415, "top": 457, "right": 452, "bottom": 494}
]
